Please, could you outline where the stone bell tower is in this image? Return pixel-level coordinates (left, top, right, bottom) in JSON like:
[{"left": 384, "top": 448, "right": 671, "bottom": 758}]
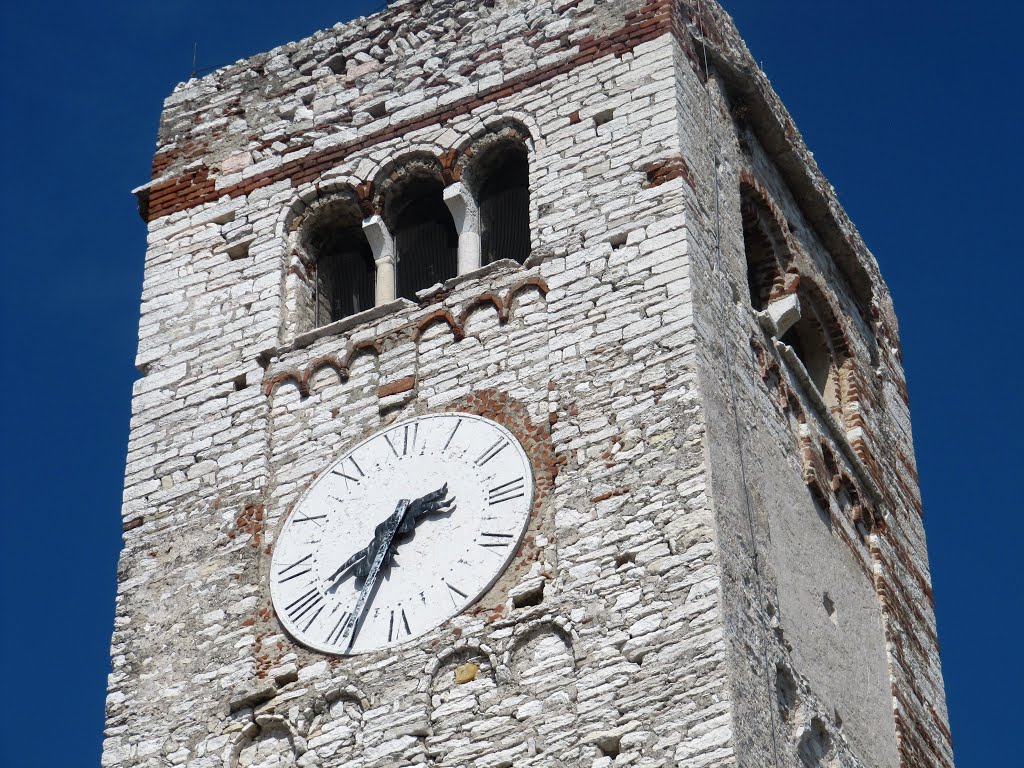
[{"left": 106, "top": 1, "right": 952, "bottom": 767}]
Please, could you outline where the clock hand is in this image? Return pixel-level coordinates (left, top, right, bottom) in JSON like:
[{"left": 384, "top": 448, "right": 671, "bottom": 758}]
[
  {"left": 324, "top": 484, "right": 457, "bottom": 590},
  {"left": 329, "top": 485, "right": 457, "bottom": 651},
  {"left": 324, "top": 546, "right": 368, "bottom": 588},
  {"left": 336, "top": 498, "right": 411, "bottom": 652},
  {"left": 387, "top": 483, "right": 457, "bottom": 564}
]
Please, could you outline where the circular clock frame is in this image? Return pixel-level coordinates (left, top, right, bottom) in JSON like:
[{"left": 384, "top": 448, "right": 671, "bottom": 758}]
[{"left": 270, "top": 413, "right": 535, "bottom": 655}]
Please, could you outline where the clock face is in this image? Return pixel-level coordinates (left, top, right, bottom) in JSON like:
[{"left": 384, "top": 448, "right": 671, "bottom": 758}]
[{"left": 270, "top": 414, "right": 534, "bottom": 655}]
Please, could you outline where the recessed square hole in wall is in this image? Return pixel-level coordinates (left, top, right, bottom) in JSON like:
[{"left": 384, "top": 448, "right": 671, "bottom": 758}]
[
  {"left": 366, "top": 101, "right": 387, "bottom": 119},
  {"left": 614, "top": 550, "right": 636, "bottom": 567},
  {"left": 775, "top": 663, "right": 798, "bottom": 721},
  {"left": 512, "top": 580, "right": 544, "bottom": 608},
  {"left": 596, "top": 734, "right": 621, "bottom": 759},
  {"left": 593, "top": 108, "right": 615, "bottom": 127},
  {"left": 608, "top": 232, "right": 628, "bottom": 250},
  {"left": 226, "top": 242, "right": 250, "bottom": 261},
  {"left": 822, "top": 592, "right": 837, "bottom": 625},
  {"left": 323, "top": 53, "right": 346, "bottom": 75},
  {"left": 798, "top": 717, "right": 834, "bottom": 766},
  {"left": 233, "top": 374, "right": 248, "bottom": 391}
]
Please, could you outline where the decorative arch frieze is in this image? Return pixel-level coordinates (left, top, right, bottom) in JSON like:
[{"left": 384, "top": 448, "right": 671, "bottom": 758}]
[
  {"left": 264, "top": 276, "right": 548, "bottom": 400},
  {"left": 225, "top": 681, "right": 369, "bottom": 768},
  {"left": 424, "top": 643, "right": 503, "bottom": 766},
  {"left": 263, "top": 338, "right": 383, "bottom": 398},
  {"left": 420, "top": 620, "right": 580, "bottom": 768},
  {"left": 504, "top": 619, "right": 581, "bottom": 765}
]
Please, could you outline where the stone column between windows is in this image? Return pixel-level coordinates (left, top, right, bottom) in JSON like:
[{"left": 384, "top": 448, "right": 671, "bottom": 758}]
[
  {"left": 443, "top": 182, "right": 481, "bottom": 275},
  {"left": 362, "top": 215, "right": 396, "bottom": 305}
]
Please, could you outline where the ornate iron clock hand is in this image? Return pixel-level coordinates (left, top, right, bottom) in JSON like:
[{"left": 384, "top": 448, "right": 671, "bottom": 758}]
[
  {"left": 325, "top": 484, "right": 456, "bottom": 589},
  {"left": 335, "top": 498, "right": 411, "bottom": 652},
  {"left": 330, "top": 485, "right": 457, "bottom": 652}
]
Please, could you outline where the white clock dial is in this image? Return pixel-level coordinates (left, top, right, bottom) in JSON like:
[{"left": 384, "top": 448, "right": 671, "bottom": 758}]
[{"left": 270, "top": 413, "right": 534, "bottom": 655}]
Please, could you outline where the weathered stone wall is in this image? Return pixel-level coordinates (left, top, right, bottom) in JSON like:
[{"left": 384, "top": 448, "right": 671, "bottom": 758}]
[
  {"left": 107, "top": 2, "right": 951, "bottom": 767},
  {"left": 678, "top": 5, "right": 952, "bottom": 767},
  {"left": 109, "top": 2, "right": 731, "bottom": 766}
]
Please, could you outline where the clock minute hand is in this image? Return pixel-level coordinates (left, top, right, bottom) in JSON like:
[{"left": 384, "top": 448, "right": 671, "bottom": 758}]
[
  {"left": 325, "top": 484, "right": 457, "bottom": 590},
  {"left": 336, "top": 499, "right": 411, "bottom": 652}
]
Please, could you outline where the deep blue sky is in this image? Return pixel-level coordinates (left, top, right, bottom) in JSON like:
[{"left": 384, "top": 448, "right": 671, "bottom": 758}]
[{"left": 0, "top": 1, "right": 1017, "bottom": 765}]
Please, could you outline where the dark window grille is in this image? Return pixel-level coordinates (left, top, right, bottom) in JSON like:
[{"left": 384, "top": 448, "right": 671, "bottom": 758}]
[
  {"left": 480, "top": 150, "right": 530, "bottom": 265},
  {"left": 394, "top": 184, "right": 457, "bottom": 302},
  {"left": 312, "top": 224, "right": 376, "bottom": 326}
]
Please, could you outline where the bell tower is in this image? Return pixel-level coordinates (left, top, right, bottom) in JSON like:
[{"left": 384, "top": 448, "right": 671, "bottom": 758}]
[{"left": 106, "top": 2, "right": 953, "bottom": 767}]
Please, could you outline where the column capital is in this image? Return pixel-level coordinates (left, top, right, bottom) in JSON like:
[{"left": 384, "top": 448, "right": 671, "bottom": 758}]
[
  {"left": 363, "top": 215, "right": 397, "bottom": 304},
  {"left": 443, "top": 182, "right": 482, "bottom": 275}
]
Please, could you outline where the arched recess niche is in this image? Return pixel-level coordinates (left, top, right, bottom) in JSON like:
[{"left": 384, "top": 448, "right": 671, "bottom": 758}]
[
  {"left": 375, "top": 154, "right": 458, "bottom": 302},
  {"left": 739, "top": 178, "right": 856, "bottom": 425},
  {"left": 781, "top": 280, "right": 852, "bottom": 419},
  {"left": 740, "top": 181, "right": 792, "bottom": 311},
  {"left": 459, "top": 121, "right": 533, "bottom": 266},
  {"left": 288, "top": 188, "right": 375, "bottom": 333}
]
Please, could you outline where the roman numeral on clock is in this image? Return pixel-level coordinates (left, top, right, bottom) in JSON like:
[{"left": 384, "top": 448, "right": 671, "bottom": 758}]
[
  {"left": 387, "top": 608, "right": 412, "bottom": 642},
  {"left": 479, "top": 532, "right": 515, "bottom": 549},
  {"left": 326, "top": 610, "right": 352, "bottom": 646},
  {"left": 331, "top": 456, "right": 364, "bottom": 487},
  {"left": 385, "top": 423, "right": 419, "bottom": 457},
  {"left": 489, "top": 477, "right": 525, "bottom": 505},
  {"left": 285, "top": 588, "right": 325, "bottom": 631},
  {"left": 475, "top": 438, "right": 508, "bottom": 467},
  {"left": 445, "top": 581, "right": 468, "bottom": 606},
  {"left": 277, "top": 553, "right": 313, "bottom": 583},
  {"left": 292, "top": 511, "right": 326, "bottom": 525},
  {"left": 442, "top": 419, "right": 462, "bottom": 451}
]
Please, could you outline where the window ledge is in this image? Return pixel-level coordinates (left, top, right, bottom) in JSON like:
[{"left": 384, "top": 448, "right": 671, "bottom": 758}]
[
  {"left": 273, "top": 299, "right": 416, "bottom": 357},
  {"left": 416, "top": 258, "right": 526, "bottom": 303},
  {"left": 265, "top": 259, "right": 534, "bottom": 361}
]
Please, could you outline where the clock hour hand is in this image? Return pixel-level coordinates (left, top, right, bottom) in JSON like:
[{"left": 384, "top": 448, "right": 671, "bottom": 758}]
[
  {"left": 329, "top": 486, "right": 457, "bottom": 651},
  {"left": 394, "top": 483, "right": 457, "bottom": 544},
  {"left": 324, "top": 484, "right": 456, "bottom": 589},
  {"left": 324, "top": 546, "right": 369, "bottom": 588},
  {"left": 335, "top": 498, "right": 411, "bottom": 652}
]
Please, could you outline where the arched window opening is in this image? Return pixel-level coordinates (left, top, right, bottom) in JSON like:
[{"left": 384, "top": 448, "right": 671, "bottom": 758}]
[
  {"left": 303, "top": 197, "right": 375, "bottom": 327},
  {"left": 782, "top": 315, "right": 832, "bottom": 396},
  {"left": 740, "top": 192, "right": 787, "bottom": 312},
  {"left": 476, "top": 143, "right": 530, "bottom": 265},
  {"left": 780, "top": 293, "right": 845, "bottom": 412},
  {"left": 742, "top": 211, "right": 779, "bottom": 311},
  {"left": 391, "top": 174, "right": 457, "bottom": 302}
]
